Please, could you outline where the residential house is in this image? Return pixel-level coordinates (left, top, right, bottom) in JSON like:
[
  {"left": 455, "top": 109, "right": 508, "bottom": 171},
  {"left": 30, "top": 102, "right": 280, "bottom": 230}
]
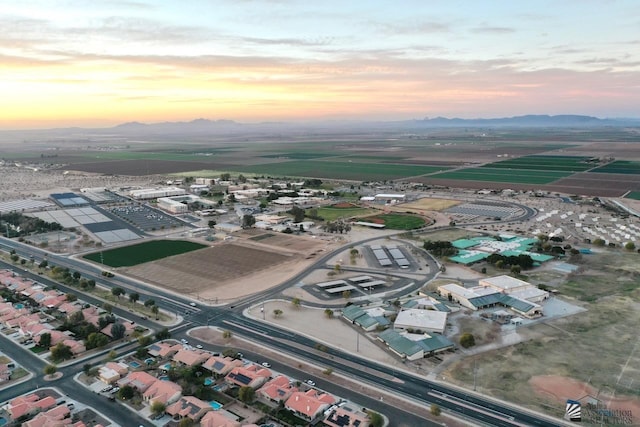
[
  {"left": 8, "top": 394, "right": 57, "bottom": 420},
  {"left": 148, "top": 341, "right": 182, "bottom": 358},
  {"left": 324, "top": 404, "right": 370, "bottom": 427},
  {"left": 117, "top": 371, "right": 157, "bottom": 392},
  {"left": 142, "top": 379, "right": 182, "bottom": 406},
  {"left": 23, "top": 404, "right": 70, "bottom": 427},
  {"left": 0, "top": 364, "right": 10, "bottom": 382},
  {"left": 98, "top": 362, "right": 129, "bottom": 384},
  {"left": 257, "top": 375, "right": 297, "bottom": 406},
  {"left": 101, "top": 321, "right": 136, "bottom": 339},
  {"left": 285, "top": 390, "right": 336, "bottom": 423},
  {"left": 166, "top": 396, "right": 212, "bottom": 422},
  {"left": 172, "top": 348, "right": 209, "bottom": 367},
  {"left": 202, "top": 356, "right": 242, "bottom": 376},
  {"left": 200, "top": 411, "right": 241, "bottom": 427},
  {"left": 225, "top": 364, "right": 271, "bottom": 389},
  {"left": 57, "top": 302, "right": 81, "bottom": 315}
]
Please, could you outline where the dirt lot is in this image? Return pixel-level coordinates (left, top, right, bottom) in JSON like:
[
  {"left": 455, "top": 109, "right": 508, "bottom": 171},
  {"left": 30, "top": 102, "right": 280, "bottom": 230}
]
[{"left": 123, "top": 236, "right": 332, "bottom": 302}]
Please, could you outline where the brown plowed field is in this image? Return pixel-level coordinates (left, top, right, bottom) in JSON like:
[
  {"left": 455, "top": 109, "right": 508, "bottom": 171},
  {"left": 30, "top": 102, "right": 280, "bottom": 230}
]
[
  {"left": 60, "top": 159, "right": 233, "bottom": 175},
  {"left": 548, "top": 172, "right": 640, "bottom": 197}
]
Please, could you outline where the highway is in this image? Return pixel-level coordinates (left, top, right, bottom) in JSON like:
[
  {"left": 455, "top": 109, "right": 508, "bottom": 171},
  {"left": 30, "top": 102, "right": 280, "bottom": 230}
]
[{"left": 0, "top": 208, "right": 565, "bottom": 427}]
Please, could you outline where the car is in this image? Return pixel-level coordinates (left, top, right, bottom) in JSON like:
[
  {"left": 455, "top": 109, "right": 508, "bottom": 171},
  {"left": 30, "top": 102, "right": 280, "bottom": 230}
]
[
  {"left": 306, "top": 380, "right": 316, "bottom": 386},
  {"left": 196, "top": 344, "right": 203, "bottom": 349},
  {"left": 189, "top": 302, "right": 197, "bottom": 307},
  {"left": 101, "top": 386, "right": 113, "bottom": 393},
  {"left": 181, "top": 339, "right": 188, "bottom": 344},
  {"left": 261, "top": 362, "right": 271, "bottom": 368},
  {"left": 236, "top": 352, "right": 243, "bottom": 359},
  {"left": 110, "top": 387, "right": 120, "bottom": 394},
  {"left": 66, "top": 403, "right": 75, "bottom": 409}
]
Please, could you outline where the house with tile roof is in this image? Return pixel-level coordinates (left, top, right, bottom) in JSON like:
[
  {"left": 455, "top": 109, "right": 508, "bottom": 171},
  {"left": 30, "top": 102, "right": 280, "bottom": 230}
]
[
  {"left": 8, "top": 394, "right": 57, "bottom": 420},
  {"left": 23, "top": 404, "right": 71, "bottom": 427},
  {"left": 118, "top": 371, "right": 157, "bottom": 392},
  {"left": 143, "top": 378, "right": 182, "bottom": 405},
  {"left": 324, "top": 403, "right": 371, "bottom": 427},
  {"left": 148, "top": 341, "right": 182, "bottom": 358},
  {"left": 166, "top": 395, "right": 212, "bottom": 422},
  {"left": 285, "top": 390, "right": 336, "bottom": 422},
  {"left": 200, "top": 411, "right": 241, "bottom": 427},
  {"left": 0, "top": 363, "right": 10, "bottom": 382},
  {"left": 98, "top": 362, "right": 129, "bottom": 384},
  {"left": 225, "top": 364, "right": 272, "bottom": 389},
  {"left": 172, "top": 348, "right": 209, "bottom": 367},
  {"left": 202, "top": 356, "right": 242, "bottom": 376},
  {"left": 257, "top": 375, "right": 298, "bottom": 406}
]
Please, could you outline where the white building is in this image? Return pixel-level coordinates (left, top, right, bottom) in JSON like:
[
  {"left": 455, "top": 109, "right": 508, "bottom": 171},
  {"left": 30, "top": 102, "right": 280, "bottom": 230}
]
[
  {"left": 394, "top": 309, "right": 448, "bottom": 334},
  {"left": 129, "top": 187, "right": 186, "bottom": 200}
]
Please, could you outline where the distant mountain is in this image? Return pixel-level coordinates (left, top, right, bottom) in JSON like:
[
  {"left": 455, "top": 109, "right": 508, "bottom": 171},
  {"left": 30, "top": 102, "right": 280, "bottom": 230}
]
[{"left": 411, "top": 114, "right": 620, "bottom": 127}]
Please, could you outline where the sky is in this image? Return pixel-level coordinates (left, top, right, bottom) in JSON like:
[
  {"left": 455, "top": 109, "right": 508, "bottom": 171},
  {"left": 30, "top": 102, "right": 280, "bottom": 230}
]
[{"left": 1, "top": 0, "right": 639, "bottom": 128}]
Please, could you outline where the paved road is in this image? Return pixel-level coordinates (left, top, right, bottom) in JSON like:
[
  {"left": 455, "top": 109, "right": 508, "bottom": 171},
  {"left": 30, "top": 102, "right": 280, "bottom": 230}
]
[{"left": 0, "top": 202, "right": 565, "bottom": 427}]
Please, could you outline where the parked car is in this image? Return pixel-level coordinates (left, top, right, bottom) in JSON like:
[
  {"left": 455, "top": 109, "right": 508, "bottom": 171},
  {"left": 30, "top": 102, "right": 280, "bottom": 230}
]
[
  {"left": 196, "top": 344, "right": 203, "bottom": 349},
  {"left": 189, "top": 302, "right": 197, "bottom": 307},
  {"left": 306, "top": 380, "right": 315, "bottom": 386},
  {"left": 181, "top": 339, "right": 188, "bottom": 344},
  {"left": 261, "top": 362, "right": 271, "bottom": 368},
  {"left": 110, "top": 387, "right": 120, "bottom": 394}
]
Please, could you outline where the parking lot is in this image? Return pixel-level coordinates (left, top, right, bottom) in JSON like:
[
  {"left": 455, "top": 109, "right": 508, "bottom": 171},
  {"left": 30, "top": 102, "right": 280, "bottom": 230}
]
[{"left": 109, "top": 204, "right": 188, "bottom": 232}]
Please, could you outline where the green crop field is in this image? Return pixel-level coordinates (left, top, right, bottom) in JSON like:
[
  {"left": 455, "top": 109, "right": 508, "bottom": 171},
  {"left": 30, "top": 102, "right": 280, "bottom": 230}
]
[
  {"left": 84, "top": 240, "right": 207, "bottom": 267},
  {"left": 236, "top": 160, "right": 447, "bottom": 181},
  {"left": 259, "top": 152, "right": 336, "bottom": 160},
  {"left": 369, "top": 214, "right": 426, "bottom": 230},
  {"left": 311, "top": 206, "right": 377, "bottom": 221},
  {"left": 483, "top": 155, "right": 595, "bottom": 172},
  {"left": 592, "top": 160, "right": 640, "bottom": 175},
  {"left": 430, "top": 167, "right": 570, "bottom": 184}
]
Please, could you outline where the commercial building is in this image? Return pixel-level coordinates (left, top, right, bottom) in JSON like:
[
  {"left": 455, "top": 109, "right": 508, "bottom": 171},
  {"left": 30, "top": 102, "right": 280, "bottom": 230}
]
[
  {"left": 129, "top": 187, "right": 186, "bottom": 200},
  {"left": 394, "top": 309, "right": 448, "bottom": 334}
]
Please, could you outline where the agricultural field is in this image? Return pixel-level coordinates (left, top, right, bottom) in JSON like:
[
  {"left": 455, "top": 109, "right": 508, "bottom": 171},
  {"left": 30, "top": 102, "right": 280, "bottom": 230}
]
[
  {"left": 592, "top": 160, "right": 640, "bottom": 174},
  {"left": 624, "top": 191, "right": 640, "bottom": 200},
  {"left": 482, "top": 155, "right": 596, "bottom": 172},
  {"left": 428, "top": 167, "right": 570, "bottom": 185},
  {"left": 84, "top": 239, "right": 207, "bottom": 267},
  {"left": 366, "top": 213, "right": 426, "bottom": 230}
]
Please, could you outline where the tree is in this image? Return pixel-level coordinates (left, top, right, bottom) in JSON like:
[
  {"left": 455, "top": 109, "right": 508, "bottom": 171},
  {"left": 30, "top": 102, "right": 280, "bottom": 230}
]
[
  {"left": 129, "top": 292, "right": 140, "bottom": 304},
  {"left": 39, "top": 332, "right": 52, "bottom": 349},
  {"left": 238, "top": 386, "right": 255, "bottom": 403},
  {"left": 208, "top": 220, "right": 217, "bottom": 228},
  {"left": 290, "top": 206, "right": 306, "bottom": 223},
  {"left": 242, "top": 214, "right": 256, "bottom": 228},
  {"left": 222, "top": 330, "right": 232, "bottom": 339},
  {"left": 430, "top": 403, "right": 441, "bottom": 416},
  {"left": 625, "top": 241, "right": 636, "bottom": 251},
  {"left": 156, "top": 328, "right": 171, "bottom": 340},
  {"left": 83, "top": 363, "right": 92, "bottom": 375},
  {"left": 367, "top": 410, "right": 384, "bottom": 427},
  {"left": 178, "top": 418, "right": 194, "bottom": 427},
  {"left": 103, "top": 303, "right": 113, "bottom": 313},
  {"left": 66, "top": 293, "right": 78, "bottom": 302},
  {"left": 593, "top": 238, "right": 606, "bottom": 247},
  {"left": 144, "top": 299, "right": 156, "bottom": 307},
  {"left": 151, "top": 305, "right": 159, "bottom": 318},
  {"left": 43, "top": 364, "right": 57, "bottom": 376},
  {"left": 510, "top": 265, "right": 522, "bottom": 275},
  {"left": 50, "top": 343, "right": 73, "bottom": 362},
  {"left": 117, "top": 385, "right": 135, "bottom": 400},
  {"left": 459, "top": 333, "right": 476, "bottom": 348},
  {"left": 324, "top": 308, "right": 334, "bottom": 318},
  {"left": 342, "top": 290, "right": 351, "bottom": 300},
  {"left": 151, "top": 401, "right": 166, "bottom": 416},
  {"left": 111, "top": 287, "right": 125, "bottom": 298},
  {"left": 273, "top": 309, "right": 283, "bottom": 318},
  {"left": 106, "top": 350, "right": 117, "bottom": 361},
  {"left": 291, "top": 298, "right": 301, "bottom": 309},
  {"left": 111, "top": 322, "right": 126, "bottom": 340},
  {"left": 138, "top": 335, "right": 152, "bottom": 347},
  {"left": 72, "top": 271, "right": 81, "bottom": 281},
  {"left": 85, "top": 332, "right": 109, "bottom": 349},
  {"left": 334, "top": 263, "right": 341, "bottom": 273}
]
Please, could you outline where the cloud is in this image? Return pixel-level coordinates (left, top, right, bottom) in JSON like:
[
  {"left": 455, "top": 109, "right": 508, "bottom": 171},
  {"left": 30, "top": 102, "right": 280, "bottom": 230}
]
[{"left": 470, "top": 26, "right": 515, "bottom": 34}]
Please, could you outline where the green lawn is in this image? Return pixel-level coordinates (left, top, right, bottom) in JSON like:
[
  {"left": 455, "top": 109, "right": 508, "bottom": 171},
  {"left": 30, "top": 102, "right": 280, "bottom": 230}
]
[
  {"left": 84, "top": 240, "right": 207, "bottom": 267},
  {"left": 311, "top": 206, "right": 377, "bottom": 221},
  {"left": 369, "top": 214, "right": 426, "bottom": 230}
]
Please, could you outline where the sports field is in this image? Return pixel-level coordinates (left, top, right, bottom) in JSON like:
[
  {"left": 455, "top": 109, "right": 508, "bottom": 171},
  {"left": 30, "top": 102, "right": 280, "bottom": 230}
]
[
  {"left": 84, "top": 240, "right": 207, "bottom": 267},
  {"left": 312, "top": 205, "right": 377, "bottom": 221},
  {"left": 366, "top": 214, "right": 426, "bottom": 230}
]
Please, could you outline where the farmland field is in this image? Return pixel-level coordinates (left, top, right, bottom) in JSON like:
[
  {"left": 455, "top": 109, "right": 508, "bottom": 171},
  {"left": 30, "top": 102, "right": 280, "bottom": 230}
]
[
  {"left": 624, "top": 191, "right": 640, "bottom": 200},
  {"left": 592, "top": 160, "right": 640, "bottom": 174},
  {"left": 84, "top": 240, "right": 207, "bottom": 267},
  {"left": 366, "top": 213, "right": 426, "bottom": 230},
  {"left": 235, "top": 160, "right": 447, "bottom": 181},
  {"left": 482, "top": 155, "right": 596, "bottom": 172},
  {"left": 428, "top": 167, "right": 570, "bottom": 184}
]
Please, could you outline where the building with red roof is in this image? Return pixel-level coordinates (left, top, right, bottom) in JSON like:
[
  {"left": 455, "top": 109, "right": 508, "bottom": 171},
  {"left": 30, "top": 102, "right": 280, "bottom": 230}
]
[{"left": 285, "top": 390, "right": 336, "bottom": 422}]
